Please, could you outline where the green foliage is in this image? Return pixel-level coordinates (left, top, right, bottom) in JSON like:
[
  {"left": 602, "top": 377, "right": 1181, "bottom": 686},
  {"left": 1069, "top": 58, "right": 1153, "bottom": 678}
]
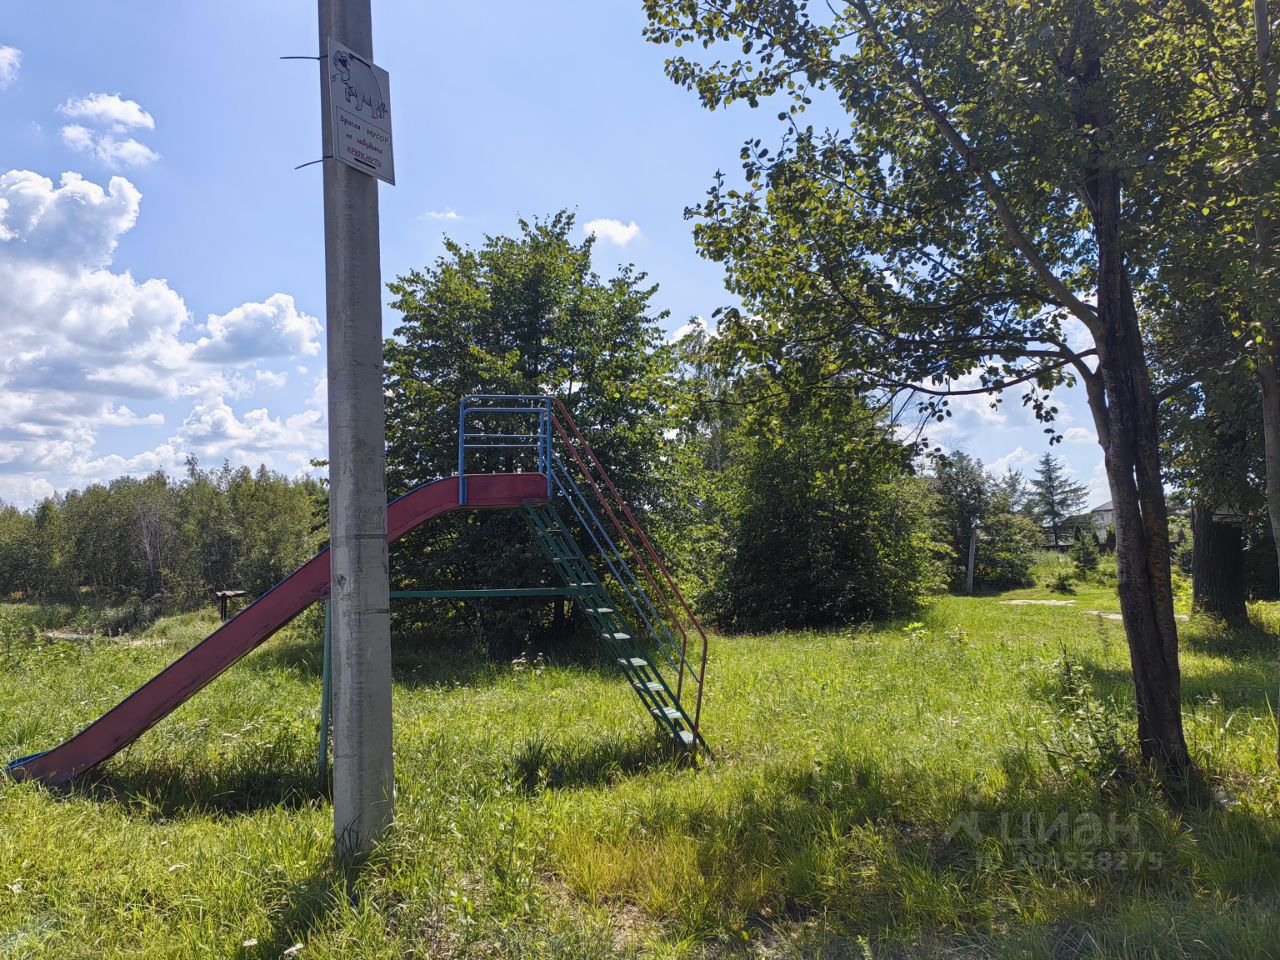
[
  {"left": 702, "top": 389, "right": 943, "bottom": 631},
  {"left": 0, "top": 461, "right": 323, "bottom": 617},
  {"left": 974, "top": 510, "right": 1042, "bottom": 590},
  {"left": 1071, "top": 529, "right": 1102, "bottom": 577},
  {"left": 930, "top": 452, "right": 1038, "bottom": 590},
  {"left": 1029, "top": 453, "right": 1090, "bottom": 548},
  {"left": 383, "top": 213, "right": 684, "bottom": 653}
]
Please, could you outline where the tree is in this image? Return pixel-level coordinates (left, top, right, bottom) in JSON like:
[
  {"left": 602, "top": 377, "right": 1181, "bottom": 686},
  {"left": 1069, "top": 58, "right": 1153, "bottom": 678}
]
[
  {"left": 931, "top": 452, "right": 990, "bottom": 585},
  {"left": 383, "top": 213, "right": 685, "bottom": 652},
  {"left": 930, "top": 452, "right": 1037, "bottom": 590},
  {"left": 1029, "top": 454, "right": 1089, "bottom": 548},
  {"left": 642, "top": 0, "right": 1222, "bottom": 783},
  {"left": 704, "top": 383, "right": 942, "bottom": 630}
]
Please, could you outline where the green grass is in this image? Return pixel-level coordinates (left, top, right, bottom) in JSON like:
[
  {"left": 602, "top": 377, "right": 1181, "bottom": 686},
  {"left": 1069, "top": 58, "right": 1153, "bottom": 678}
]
[{"left": 1, "top": 593, "right": 1278, "bottom": 958}]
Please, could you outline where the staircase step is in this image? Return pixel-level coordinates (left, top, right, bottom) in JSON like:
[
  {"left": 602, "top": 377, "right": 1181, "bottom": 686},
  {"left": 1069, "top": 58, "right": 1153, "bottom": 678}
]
[
  {"left": 585, "top": 607, "right": 614, "bottom": 615},
  {"left": 673, "top": 730, "right": 695, "bottom": 746},
  {"left": 618, "top": 657, "right": 648, "bottom": 668},
  {"left": 633, "top": 681, "right": 664, "bottom": 693},
  {"left": 651, "top": 706, "right": 681, "bottom": 721},
  {"left": 603, "top": 631, "right": 631, "bottom": 642}
]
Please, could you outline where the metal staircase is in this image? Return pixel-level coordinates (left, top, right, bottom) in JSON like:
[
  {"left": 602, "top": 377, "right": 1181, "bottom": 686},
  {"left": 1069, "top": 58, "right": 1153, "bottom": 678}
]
[{"left": 458, "top": 395, "right": 709, "bottom": 756}]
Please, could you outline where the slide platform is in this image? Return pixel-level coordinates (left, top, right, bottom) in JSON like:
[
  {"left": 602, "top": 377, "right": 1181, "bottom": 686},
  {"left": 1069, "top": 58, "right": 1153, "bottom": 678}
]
[{"left": 8, "top": 473, "right": 549, "bottom": 786}]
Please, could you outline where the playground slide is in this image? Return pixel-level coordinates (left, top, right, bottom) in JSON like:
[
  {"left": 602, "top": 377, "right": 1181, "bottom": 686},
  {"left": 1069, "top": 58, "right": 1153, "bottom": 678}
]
[{"left": 7, "top": 473, "right": 549, "bottom": 786}]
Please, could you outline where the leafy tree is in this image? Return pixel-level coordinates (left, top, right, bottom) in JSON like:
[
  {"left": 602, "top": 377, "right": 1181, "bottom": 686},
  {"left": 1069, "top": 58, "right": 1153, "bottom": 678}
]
[
  {"left": 930, "top": 452, "right": 1036, "bottom": 589},
  {"left": 705, "top": 386, "right": 942, "bottom": 630},
  {"left": 930, "top": 452, "right": 990, "bottom": 582},
  {"left": 974, "top": 511, "right": 1042, "bottom": 590},
  {"left": 1030, "top": 454, "right": 1089, "bottom": 548},
  {"left": 382, "top": 213, "right": 684, "bottom": 652},
  {"left": 641, "top": 0, "right": 1229, "bottom": 780}
]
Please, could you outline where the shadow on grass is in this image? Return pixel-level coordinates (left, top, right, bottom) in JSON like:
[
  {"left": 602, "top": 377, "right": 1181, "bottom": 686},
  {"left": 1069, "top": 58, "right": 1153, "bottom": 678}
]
[
  {"left": 234, "top": 865, "right": 350, "bottom": 960},
  {"left": 507, "top": 732, "right": 681, "bottom": 792},
  {"left": 256, "top": 626, "right": 634, "bottom": 691},
  {"left": 68, "top": 747, "right": 326, "bottom": 820},
  {"left": 562, "top": 745, "right": 1280, "bottom": 946}
]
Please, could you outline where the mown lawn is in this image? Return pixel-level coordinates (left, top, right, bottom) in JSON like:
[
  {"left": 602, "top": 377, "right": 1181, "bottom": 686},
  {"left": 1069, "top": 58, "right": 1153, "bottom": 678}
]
[{"left": 1, "top": 589, "right": 1278, "bottom": 958}]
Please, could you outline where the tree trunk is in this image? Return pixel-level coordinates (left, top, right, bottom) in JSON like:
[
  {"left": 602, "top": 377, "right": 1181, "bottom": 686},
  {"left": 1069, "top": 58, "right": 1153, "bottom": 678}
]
[
  {"left": 1191, "top": 506, "right": 1248, "bottom": 625},
  {"left": 1084, "top": 169, "right": 1191, "bottom": 785},
  {"left": 1071, "top": 16, "right": 1190, "bottom": 787},
  {"left": 1256, "top": 295, "right": 1280, "bottom": 584}
]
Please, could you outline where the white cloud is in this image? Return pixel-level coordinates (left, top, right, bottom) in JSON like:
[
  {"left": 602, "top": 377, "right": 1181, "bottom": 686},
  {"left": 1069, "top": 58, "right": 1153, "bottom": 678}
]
[
  {"left": 584, "top": 218, "right": 641, "bottom": 246},
  {"left": 0, "top": 169, "right": 326, "bottom": 503},
  {"left": 61, "top": 125, "right": 160, "bottom": 168},
  {"left": 58, "top": 93, "right": 155, "bottom": 132},
  {"left": 990, "top": 446, "right": 1037, "bottom": 475},
  {"left": 0, "top": 46, "right": 20, "bottom": 90},
  {"left": 668, "top": 316, "right": 707, "bottom": 342},
  {"left": 1063, "top": 427, "right": 1094, "bottom": 444},
  {"left": 193, "top": 293, "right": 321, "bottom": 362},
  {"left": 99, "top": 403, "right": 164, "bottom": 427},
  {"left": 176, "top": 398, "right": 324, "bottom": 465},
  {"left": 0, "top": 169, "right": 140, "bottom": 267},
  {"left": 57, "top": 94, "right": 159, "bottom": 169},
  {"left": 421, "top": 208, "right": 463, "bottom": 221}
]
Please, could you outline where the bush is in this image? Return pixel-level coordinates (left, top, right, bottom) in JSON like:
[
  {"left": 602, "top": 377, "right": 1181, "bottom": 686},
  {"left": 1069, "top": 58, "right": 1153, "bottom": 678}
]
[
  {"left": 706, "top": 393, "right": 945, "bottom": 631},
  {"left": 973, "top": 511, "right": 1041, "bottom": 589}
]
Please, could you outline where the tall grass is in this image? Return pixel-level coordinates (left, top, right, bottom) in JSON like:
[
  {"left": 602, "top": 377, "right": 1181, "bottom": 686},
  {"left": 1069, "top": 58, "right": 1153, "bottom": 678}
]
[{"left": 1, "top": 595, "right": 1278, "bottom": 957}]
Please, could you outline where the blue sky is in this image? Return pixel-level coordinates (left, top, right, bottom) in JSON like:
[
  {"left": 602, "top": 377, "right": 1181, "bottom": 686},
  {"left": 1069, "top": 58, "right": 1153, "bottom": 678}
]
[{"left": 0, "top": 0, "right": 1107, "bottom": 507}]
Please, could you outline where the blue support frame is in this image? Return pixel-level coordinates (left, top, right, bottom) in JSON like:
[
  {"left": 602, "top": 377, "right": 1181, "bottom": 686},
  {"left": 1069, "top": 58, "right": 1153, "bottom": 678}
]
[{"left": 457, "top": 395, "right": 553, "bottom": 504}]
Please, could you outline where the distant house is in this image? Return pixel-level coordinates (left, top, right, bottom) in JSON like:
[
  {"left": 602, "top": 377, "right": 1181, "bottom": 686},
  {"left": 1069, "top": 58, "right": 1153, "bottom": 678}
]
[{"left": 1090, "top": 500, "right": 1114, "bottom": 530}]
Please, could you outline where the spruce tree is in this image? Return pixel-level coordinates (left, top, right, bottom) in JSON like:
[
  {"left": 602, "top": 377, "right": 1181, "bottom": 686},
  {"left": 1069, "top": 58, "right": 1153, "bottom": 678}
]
[{"left": 1030, "top": 454, "right": 1090, "bottom": 548}]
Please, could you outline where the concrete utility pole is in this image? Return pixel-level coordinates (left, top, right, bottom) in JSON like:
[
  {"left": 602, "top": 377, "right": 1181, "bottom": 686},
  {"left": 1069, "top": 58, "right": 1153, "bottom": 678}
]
[{"left": 318, "top": 0, "right": 394, "bottom": 859}]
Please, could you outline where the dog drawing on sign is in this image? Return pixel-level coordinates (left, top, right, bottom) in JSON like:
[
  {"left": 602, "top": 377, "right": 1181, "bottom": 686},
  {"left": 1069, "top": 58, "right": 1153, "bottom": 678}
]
[{"left": 331, "top": 49, "right": 387, "bottom": 119}]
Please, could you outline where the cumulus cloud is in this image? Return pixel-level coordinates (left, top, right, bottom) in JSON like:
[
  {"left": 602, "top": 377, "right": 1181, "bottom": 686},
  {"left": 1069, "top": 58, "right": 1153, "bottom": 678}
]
[
  {"left": 990, "top": 446, "right": 1037, "bottom": 475},
  {"left": 0, "top": 169, "right": 326, "bottom": 503},
  {"left": 421, "top": 208, "right": 463, "bottom": 221},
  {"left": 61, "top": 124, "right": 160, "bottom": 168},
  {"left": 0, "top": 169, "right": 140, "bottom": 267},
  {"left": 58, "top": 93, "right": 155, "bottom": 132},
  {"left": 57, "top": 93, "right": 160, "bottom": 168},
  {"left": 584, "top": 218, "right": 641, "bottom": 246},
  {"left": 176, "top": 398, "right": 325, "bottom": 466},
  {"left": 0, "top": 46, "right": 20, "bottom": 90},
  {"left": 193, "top": 293, "right": 321, "bottom": 362},
  {"left": 1063, "top": 427, "right": 1094, "bottom": 444}
]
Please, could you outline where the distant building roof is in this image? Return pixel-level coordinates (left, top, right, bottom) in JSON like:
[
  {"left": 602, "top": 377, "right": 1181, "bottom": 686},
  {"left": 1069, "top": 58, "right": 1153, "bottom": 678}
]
[{"left": 1091, "top": 501, "right": 1114, "bottom": 513}]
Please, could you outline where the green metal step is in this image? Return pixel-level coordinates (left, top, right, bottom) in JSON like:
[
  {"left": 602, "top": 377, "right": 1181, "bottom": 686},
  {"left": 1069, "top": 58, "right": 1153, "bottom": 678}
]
[
  {"left": 673, "top": 730, "right": 695, "bottom": 746},
  {"left": 586, "top": 606, "right": 614, "bottom": 615},
  {"left": 618, "top": 657, "right": 648, "bottom": 668},
  {"left": 602, "top": 631, "right": 631, "bottom": 642},
  {"left": 633, "top": 681, "right": 664, "bottom": 693},
  {"left": 652, "top": 706, "right": 681, "bottom": 721}
]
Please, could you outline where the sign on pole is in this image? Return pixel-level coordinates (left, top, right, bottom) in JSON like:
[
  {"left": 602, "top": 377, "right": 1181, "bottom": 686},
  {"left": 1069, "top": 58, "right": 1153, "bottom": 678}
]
[{"left": 327, "top": 38, "right": 395, "bottom": 185}]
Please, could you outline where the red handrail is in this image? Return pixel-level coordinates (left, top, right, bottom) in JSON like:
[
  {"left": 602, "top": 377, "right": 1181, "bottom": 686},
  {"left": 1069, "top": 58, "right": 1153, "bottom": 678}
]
[{"left": 550, "top": 399, "right": 709, "bottom": 748}]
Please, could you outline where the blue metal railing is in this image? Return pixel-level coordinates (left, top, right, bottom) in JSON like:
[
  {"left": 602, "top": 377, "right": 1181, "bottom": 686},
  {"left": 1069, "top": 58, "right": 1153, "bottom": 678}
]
[{"left": 458, "top": 395, "right": 553, "bottom": 503}]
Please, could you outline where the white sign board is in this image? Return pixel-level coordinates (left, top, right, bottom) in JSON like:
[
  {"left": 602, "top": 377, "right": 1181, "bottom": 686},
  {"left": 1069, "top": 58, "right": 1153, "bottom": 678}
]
[{"left": 327, "top": 39, "right": 395, "bottom": 185}]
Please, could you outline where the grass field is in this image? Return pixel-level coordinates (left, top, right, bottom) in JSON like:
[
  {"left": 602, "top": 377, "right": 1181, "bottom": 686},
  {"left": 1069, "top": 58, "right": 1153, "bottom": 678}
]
[{"left": 1, "top": 585, "right": 1278, "bottom": 958}]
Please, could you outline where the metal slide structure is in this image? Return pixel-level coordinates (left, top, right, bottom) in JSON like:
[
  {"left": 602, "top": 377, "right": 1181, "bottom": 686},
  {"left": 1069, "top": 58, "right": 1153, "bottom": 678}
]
[
  {"left": 459, "top": 395, "right": 709, "bottom": 754},
  {"left": 8, "top": 396, "right": 709, "bottom": 786}
]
